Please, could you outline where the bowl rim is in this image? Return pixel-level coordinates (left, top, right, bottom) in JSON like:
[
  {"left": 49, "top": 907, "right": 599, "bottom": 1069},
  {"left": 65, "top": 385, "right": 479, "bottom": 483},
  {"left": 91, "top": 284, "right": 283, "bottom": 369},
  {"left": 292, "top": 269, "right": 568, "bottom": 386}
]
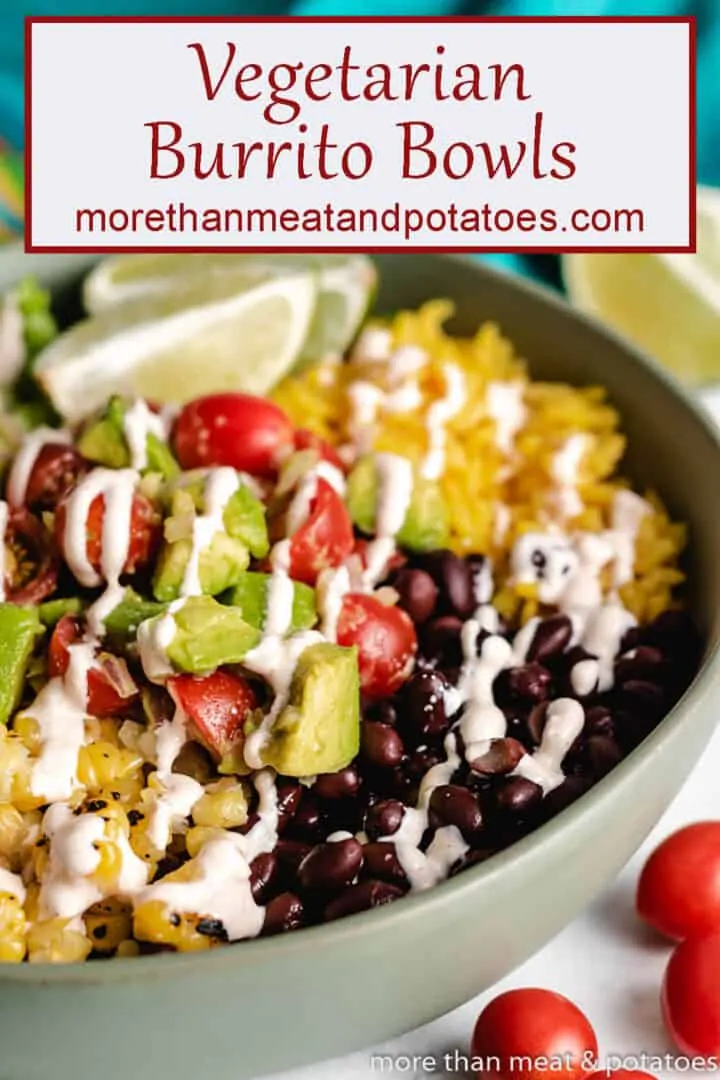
[{"left": 2, "top": 248, "right": 720, "bottom": 985}]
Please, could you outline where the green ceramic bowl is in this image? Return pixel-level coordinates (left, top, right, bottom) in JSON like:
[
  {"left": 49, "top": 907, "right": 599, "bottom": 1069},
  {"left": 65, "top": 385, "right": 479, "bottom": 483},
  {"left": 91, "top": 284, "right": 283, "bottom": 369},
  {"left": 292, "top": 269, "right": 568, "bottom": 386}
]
[{"left": 1, "top": 249, "right": 719, "bottom": 1080}]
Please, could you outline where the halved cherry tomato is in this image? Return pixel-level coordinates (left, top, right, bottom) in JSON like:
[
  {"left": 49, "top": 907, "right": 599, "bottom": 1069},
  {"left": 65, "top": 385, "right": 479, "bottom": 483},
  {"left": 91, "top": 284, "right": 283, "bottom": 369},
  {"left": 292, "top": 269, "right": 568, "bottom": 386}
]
[
  {"left": 662, "top": 932, "right": 720, "bottom": 1057},
  {"left": 289, "top": 478, "right": 354, "bottom": 586},
  {"left": 2, "top": 507, "right": 58, "bottom": 604},
  {"left": 336, "top": 593, "right": 417, "bottom": 698},
  {"left": 23, "top": 444, "right": 89, "bottom": 511},
  {"left": 470, "top": 988, "right": 599, "bottom": 1080},
  {"left": 173, "top": 393, "right": 294, "bottom": 477},
  {"left": 637, "top": 822, "right": 720, "bottom": 941},
  {"left": 168, "top": 670, "right": 259, "bottom": 759},
  {"left": 48, "top": 615, "right": 139, "bottom": 717},
  {"left": 54, "top": 491, "right": 160, "bottom": 578},
  {"left": 293, "top": 428, "right": 345, "bottom": 472}
]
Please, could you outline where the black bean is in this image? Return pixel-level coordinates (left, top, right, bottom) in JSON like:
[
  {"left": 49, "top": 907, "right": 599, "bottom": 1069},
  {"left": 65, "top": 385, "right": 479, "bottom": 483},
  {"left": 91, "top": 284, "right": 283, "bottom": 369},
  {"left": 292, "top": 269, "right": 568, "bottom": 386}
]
[
  {"left": 614, "top": 645, "right": 665, "bottom": 685},
  {"left": 449, "top": 848, "right": 495, "bottom": 876},
  {"left": 365, "top": 798, "right": 405, "bottom": 841},
  {"left": 494, "top": 776, "right": 543, "bottom": 814},
  {"left": 526, "top": 701, "right": 549, "bottom": 745},
  {"left": 428, "top": 785, "right": 483, "bottom": 838},
  {"left": 420, "top": 615, "right": 464, "bottom": 667},
  {"left": 402, "top": 745, "right": 445, "bottom": 784},
  {"left": 275, "top": 779, "right": 302, "bottom": 834},
  {"left": 289, "top": 794, "right": 325, "bottom": 841},
  {"left": 262, "top": 892, "right": 305, "bottom": 936},
  {"left": 417, "top": 550, "right": 476, "bottom": 619},
  {"left": 542, "top": 775, "right": 590, "bottom": 817},
  {"left": 361, "top": 722, "right": 404, "bottom": 769},
  {"left": 527, "top": 614, "right": 573, "bottom": 664},
  {"left": 324, "top": 879, "right": 405, "bottom": 921},
  {"left": 392, "top": 568, "right": 439, "bottom": 624},
  {"left": 495, "top": 663, "right": 552, "bottom": 707},
  {"left": 469, "top": 737, "right": 526, "bottom": 776},
  {"left": 364, "top": 700, "right": 398, "bottom": 727},
  {"left": 362, "top": 842, "right": 409, "bottom": 887},
  {"left": 298, "top": 837, "right": 364, "bottom": 891},
  {"left": 399, "top": 670, "right": 451, "bottom": 740},
  {"left": 249, "top": 852, "right": 279, "bottom": 904},
  {"left": 584, "top": 706, "right": 615, "bottom": 739},
  {"left": 619, "top": 679, "right": 666, "bottom": 715},
  {"left": 314, "top": 766, "right": 360, "bottom": 800},
  {"left": 582, "top": 735, "right": 623, "bottom": 779},
  {"left": 275, "top": 838, "right": 312, "bottom": 877}
]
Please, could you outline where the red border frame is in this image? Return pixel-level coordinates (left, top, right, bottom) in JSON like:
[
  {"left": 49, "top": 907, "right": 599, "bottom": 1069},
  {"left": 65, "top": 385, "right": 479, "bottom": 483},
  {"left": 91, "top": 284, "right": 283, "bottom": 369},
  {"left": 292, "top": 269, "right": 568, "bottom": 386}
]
[{"left": 24, "top": 15, "right": 696, "bottom": 256}]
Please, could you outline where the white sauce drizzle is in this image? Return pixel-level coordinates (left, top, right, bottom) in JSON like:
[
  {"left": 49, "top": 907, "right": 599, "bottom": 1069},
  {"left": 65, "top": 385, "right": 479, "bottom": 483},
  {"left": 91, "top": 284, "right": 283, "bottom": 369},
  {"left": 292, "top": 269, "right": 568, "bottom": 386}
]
[
  {"left": 352, "top": 327, "right": 393, "bottom": 362},
  {"left": 0, "top": 499, "right": 7, "bottom": 602},
  {"left": 181, "top": 467, "right": 240, "bottom": 598},
  {"left": 0, "top": 866, "right": 26, "bottom": 903},
  {"left": 363, "top": 452, "right": 415, "bottom": 588},
  {"left": 122, "top": 399, "right": 169, "bottom": 471},
  {"left": 62, "top": 467, "right": 138, "bottom": 590},
  {"left": 570, "top": 658, "right": 600, "bottom": 697},
  {"left": 317, "top": 564, "right": 351, "bottom": 643},
  {"left": 420, "top": 364, "right": 466, "bottom": 480},
  {"left": 550, "top": 434, "right": 589, "bottom": 519},
  {"left": 486, "top": 381, "right": 527, "bottom": 455},
  {"left": 609, "top": 489, "right": 651, "bottom": 587},
  {"left": 6, "top": 426, "right": 72, "bottom": 507},
  {"left": 455, "top": 624, "right": 512, "bottom": 761},
  {"left": 286, "top": 461, "right": 346, "bottom": 536},
  {"left": 137, "top": 599, "right": 184, "bottom": 682},
  {"left": 512, "top": 698, "right": 585, "bottom": 793},
  {"left": 346, "top": 381, "right": 385, "bottom": 455}
]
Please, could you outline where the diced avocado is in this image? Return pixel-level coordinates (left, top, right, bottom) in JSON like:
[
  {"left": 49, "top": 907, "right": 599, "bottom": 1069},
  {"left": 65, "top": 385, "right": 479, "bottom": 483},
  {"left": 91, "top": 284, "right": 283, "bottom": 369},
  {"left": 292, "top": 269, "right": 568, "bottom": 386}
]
[
  {"left": 102, "top": 588, "right": 166, "bottom": 639},
  {"left": 0, "top": 604, "right": 42, "bottom": 724},
  {"left": 261, "top": 642, "right": 360, "bottom": 777},
  {"left": 223, "top": 573, "right": 317, "bottom": 633},
  {"left": 346, "top": 453, "right": 449, "bottom": 552},
  {"left": 38, "top": 596, "right": 84, "bottom": 628},
  {"left": 153, "top": 481, "right": 269, "bottom": 602},
  {"left": 162, "top": 596, "right": 261, "bottom": 674},
  {"left": 78, "top": 396, "right": 179, "bottom": 479}
]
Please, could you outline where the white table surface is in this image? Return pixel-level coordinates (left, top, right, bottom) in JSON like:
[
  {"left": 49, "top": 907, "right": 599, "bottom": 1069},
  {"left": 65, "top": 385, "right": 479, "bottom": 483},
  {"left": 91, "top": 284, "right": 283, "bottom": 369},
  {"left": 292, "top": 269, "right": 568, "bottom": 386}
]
[{"left": 267, "top": 392, "right": 720, "bottom": 1080}]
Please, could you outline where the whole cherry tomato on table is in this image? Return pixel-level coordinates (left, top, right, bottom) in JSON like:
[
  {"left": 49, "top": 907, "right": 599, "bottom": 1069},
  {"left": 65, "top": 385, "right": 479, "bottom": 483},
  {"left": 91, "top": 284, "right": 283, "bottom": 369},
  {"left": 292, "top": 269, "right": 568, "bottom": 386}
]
[
  {"left": 662, "top": 932, "right": 720, "bottom": 1057},
  {"left": 173, "top": 393, "right": 294, "bottom": 477},
  {"left": 337, "top": 593, "right": 417, "bottom": 699},
  {"left": 169, "top": 670, "right": 259, "bottom": 760},
  {"left": 288, "top": 478, "right": 354, "bottom": 586},
  {"left": 470, "top": 988, "right": 599, "bottom": 1080},
  {"left": 48, "top": 615, "right": 139, "bottom": 717},
  {"left": 637, "top": 822, "right": 720, "bottom": 941},
  {"left": 54, "top": 491, "right": 160, "bottom": 579}
]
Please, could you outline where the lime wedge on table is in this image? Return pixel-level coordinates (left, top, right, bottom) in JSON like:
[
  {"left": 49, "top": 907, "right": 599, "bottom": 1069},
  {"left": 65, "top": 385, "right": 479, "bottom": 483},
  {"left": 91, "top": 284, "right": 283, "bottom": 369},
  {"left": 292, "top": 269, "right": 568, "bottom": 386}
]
[
  {"left": 83, "top": 253, "right": 377, "bottom": 366},
  {"left": 34, "top": 271, "right": 318, "bottom": 423},
  {"left": 562, "top": 186, "right": 720, "bottom": 386}
]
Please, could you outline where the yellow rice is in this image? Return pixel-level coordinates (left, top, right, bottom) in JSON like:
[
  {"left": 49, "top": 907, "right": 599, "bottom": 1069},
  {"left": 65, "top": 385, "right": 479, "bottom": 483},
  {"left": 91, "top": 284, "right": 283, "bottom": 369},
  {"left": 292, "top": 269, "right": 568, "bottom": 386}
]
[{"left": 273, "top": 300, "right": 686, "bottom": 625}]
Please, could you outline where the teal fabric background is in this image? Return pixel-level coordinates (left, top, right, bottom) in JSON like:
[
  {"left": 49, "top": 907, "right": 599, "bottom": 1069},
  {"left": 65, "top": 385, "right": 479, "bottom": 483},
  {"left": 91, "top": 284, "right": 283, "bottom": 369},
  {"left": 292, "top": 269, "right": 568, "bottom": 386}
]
[{"left": 1, "top": 1, "right": 714, "bottom": 282}]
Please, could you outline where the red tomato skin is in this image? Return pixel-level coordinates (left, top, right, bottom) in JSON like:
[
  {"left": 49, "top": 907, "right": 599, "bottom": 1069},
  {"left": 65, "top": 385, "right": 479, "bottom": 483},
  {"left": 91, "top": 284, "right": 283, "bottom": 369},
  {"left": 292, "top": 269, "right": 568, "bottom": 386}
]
[
  {"left": 470, "top": 988, "right": 599, "bottom": 1080},
  {"left": 23, "top": 443, "right": 89, "bottom": 511},
  {"left": 48, "top": 616, "right": 138, "bottom": 717},
  {"left": 288, "top": 478, "right": 354, "bottom": 586},
  {"left": 637, "top": 823, "right": 720, "bottom": 941},
  {"left": 293, "top": 428, "right": 345, "bottom": 472},
  {"left": 54, "top": 492, "right": 160, "bottom": 578},
  {"left": 173, "top": 393, "right": 294, "bottom": 476},
  {"left": 336, "top": 593, "right": 417, "bottom": 699},
  {"left": 662, "top": 934, "right": 720, "bottom": 1058},
  {"left": 168, "top": 670, "right": 258, "bottom": 758}
]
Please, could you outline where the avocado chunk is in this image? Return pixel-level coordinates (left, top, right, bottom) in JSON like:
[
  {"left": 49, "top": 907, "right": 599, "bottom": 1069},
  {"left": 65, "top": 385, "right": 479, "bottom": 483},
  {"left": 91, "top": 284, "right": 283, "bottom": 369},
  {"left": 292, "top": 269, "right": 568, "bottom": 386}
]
[
  {"left": 153, "top": 480, "right": 269, "bottom": 602},
  {"left": 142, "top": 596, "right": 261, "bottom": 675},
  {"left": 38, "top": 596, "right": 84, "bottom": 628},
  {"left": 78, "top": 396, "right": 179, "bottom": 479},
  {"left": 261, "top": 642, "right": 360, "bottom": 777},
  {"left": 102, "top": 588, "right": 166, "bottom": 640},
  {"left": 223, "top": 572, "right": 317, "bottom": 633},
  {"left": 0, "top": 604, "right": 41, "bottom": 724},
  {"left": 346, "top": 454, "right": 449, "bottom": 552}
]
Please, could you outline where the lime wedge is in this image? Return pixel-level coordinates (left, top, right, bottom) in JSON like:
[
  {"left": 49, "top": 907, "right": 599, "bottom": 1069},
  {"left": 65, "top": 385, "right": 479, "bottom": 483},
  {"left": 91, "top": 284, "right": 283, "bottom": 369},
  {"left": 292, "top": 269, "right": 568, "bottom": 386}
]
[
  {"left": 83, "top": 253, "right": 376, "bottom": 365},
  {"left": 35, "top": 271, "right": 318, "bottom": 422},
  {"left": 562, "top": 186, "right": 720, "bottom": 386}
]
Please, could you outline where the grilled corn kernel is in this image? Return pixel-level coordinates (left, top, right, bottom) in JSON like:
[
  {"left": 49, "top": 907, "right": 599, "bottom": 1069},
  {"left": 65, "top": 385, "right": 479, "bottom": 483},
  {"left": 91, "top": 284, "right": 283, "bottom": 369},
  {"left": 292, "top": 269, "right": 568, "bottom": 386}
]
[
  {"left": 12, "top": 715, "right": 41, "bottom": 754},
  {"left": 0, "top": 803, "right": 26, "bottom": 867},
  {"left": 77, "top": 742, "right": 143, "bottom": 801},
  {"left": 27, "top": 919, "right": 92, "bottom": 964},
  {"left": 85, "top": 899, "right": 133, "bottom": 954},
  {"left": 133, "top": 901, "right": 216, "bottom": 952},
  {"left": 191, "top": 778, "right": 249, "bottom": 830},
  {"left": 0, "top": 893, "right": 27, "bottom": 962}
]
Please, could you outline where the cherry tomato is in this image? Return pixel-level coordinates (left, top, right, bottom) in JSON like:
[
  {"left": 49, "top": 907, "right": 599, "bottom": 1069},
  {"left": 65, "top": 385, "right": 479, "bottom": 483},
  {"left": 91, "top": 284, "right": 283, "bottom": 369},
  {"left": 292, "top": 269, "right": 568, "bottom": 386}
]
[
  {"left": 168, "top": 670, "right": 259, "bottom": 759},
  {"left": 48, "top": 615, "right": 139, "bottom": 717},
  {"left": 293, "top": 428, "right": 345, "bottom": 472},
  {"left": 289, "top": 478, "right": 354, "bottom": 586},
  {"left": 173, "top": 393, "right": 294, "bottom": 477},
  {"left": 637, "top": 822, "right": 720, "bottom": 941},
  {"left": 2, "top": 507, "right": 58, "bottom": 604},
  {"left": 662, "top": 932, "right": 720, "bottom": 1057},
  {"left": 337, "top": 593, "right": 417, "bottom": 698},
  {"left": 55, "top": 491, "right": 160, "bottom": 578},
  {"left": 23, "top": 443, "right": 89, "bottom": 511},
  {"left": 352, "top": 536, "right": 407, "bottom": 578},
  {"left": 470, "top": 988, "right": 599, "bottom": 1080}
]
